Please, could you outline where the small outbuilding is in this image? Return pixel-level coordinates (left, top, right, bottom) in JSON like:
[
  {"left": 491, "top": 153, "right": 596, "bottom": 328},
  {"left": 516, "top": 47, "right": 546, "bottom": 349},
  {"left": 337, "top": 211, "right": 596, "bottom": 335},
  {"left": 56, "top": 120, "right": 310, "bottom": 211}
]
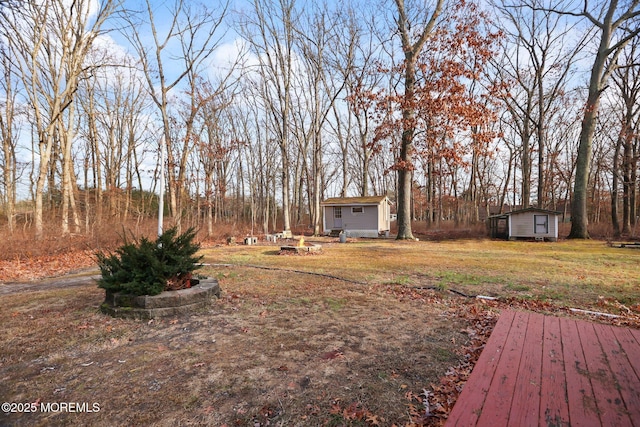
[
  {"left": 487, "top": 207, "right": 562, "bottom": 241},
  {"left": 321, "top": 195, "right": 392, "bottom": 238}
]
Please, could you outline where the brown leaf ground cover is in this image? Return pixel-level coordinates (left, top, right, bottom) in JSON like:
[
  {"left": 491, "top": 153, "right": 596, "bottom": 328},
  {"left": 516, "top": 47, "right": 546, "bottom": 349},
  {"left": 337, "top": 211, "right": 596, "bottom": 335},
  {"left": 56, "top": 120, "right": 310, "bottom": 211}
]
[
  {"left": 1, "top": 238, "right": 639, "bottom": 426},
  {"left": 0, "top": 271, "right": 483, "bottom": 426},
  {"left": 0, "top": 249, "right": 95, "bottom": 282}
]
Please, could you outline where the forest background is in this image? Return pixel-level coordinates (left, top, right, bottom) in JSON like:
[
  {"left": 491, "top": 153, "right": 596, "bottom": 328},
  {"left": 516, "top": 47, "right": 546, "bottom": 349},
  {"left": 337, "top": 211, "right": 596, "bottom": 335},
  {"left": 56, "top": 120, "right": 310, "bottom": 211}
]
[{"left": 1, "top": 0, "right": 639, "bottom": 257}]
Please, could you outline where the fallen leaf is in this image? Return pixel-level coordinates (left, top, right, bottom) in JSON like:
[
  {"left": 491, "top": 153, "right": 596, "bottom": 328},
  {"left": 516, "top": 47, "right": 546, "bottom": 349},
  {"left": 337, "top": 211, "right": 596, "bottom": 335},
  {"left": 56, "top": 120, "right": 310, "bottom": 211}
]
[{"left": 321, "top": 349, "right": 343, "bottom": 360}]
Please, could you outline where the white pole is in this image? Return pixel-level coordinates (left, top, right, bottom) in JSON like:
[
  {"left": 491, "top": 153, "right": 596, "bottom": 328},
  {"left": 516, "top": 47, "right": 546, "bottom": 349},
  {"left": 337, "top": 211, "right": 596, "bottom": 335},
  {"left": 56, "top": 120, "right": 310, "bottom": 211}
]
[{"left": 157, "top": 135, "right": 165, "bottom": 237}]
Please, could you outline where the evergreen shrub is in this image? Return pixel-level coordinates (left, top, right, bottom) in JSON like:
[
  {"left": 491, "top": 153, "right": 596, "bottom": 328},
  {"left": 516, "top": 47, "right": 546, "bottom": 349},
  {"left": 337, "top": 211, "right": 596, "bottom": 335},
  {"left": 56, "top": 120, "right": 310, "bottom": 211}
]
[{"left": 96, "top": 227, "right": 203, "bottom": 296}]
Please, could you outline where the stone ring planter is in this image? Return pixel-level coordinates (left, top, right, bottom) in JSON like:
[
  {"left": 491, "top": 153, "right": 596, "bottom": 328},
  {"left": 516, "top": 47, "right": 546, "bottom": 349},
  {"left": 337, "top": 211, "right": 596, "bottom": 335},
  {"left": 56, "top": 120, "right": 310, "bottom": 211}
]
[
  {"left": 280, "top": 240, "right": 322, "bottom": 254},
  {"left": 100, "top": 278, "right": 221, "bottom": 319}
]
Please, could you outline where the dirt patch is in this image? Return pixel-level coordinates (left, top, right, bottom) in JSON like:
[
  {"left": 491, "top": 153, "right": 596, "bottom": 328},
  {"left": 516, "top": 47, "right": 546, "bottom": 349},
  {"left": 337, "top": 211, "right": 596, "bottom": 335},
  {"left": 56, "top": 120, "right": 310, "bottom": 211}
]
[
  {"left": 0, "top": 272, "right": 99, "bottom": 296},
  {"left": 0, "top": 266, "right": 482, "bottom": 426}
]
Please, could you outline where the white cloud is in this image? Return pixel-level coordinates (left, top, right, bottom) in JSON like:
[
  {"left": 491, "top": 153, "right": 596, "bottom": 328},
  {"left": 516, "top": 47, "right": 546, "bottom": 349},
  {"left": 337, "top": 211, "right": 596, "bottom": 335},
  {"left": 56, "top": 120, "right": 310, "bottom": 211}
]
[{"left": 207, "top": 37, "right": 256, "bottom": 79}]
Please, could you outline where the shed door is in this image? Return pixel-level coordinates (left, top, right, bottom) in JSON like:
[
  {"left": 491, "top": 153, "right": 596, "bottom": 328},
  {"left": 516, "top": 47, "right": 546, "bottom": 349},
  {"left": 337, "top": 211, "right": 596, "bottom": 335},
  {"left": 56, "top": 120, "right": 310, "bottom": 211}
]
[
  {"left": 534, "top": 214, "right": 549, "bottom": 234},
  {"left": 333, "top": 207, "right": 342, "bottom": 228}
]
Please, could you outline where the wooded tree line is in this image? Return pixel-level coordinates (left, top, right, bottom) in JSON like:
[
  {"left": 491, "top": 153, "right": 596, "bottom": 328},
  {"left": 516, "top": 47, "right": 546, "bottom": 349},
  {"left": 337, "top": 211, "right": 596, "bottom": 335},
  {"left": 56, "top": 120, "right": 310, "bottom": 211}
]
[{"left": 0, "top": 0, "right": 638, "bottom": 240}]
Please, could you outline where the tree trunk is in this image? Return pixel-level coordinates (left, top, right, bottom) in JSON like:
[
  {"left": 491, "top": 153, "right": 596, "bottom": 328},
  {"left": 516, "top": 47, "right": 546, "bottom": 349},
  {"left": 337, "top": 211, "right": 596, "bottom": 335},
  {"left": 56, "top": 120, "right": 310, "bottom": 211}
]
[
  {"left": 569, "top": 94, "right": 598, "bottom": 238},
  {"left": 393, "top": 0, "right": 443, "bottom": 239},
  {"left": 622, "top": 124, "right": 633, "bottom": 235},
  {"left": 281, "top": 146, "right": 292, "bottom": 234},
  {"left": 61, "top": 104, "right": 81, "bottom": 235},
  {"left": 612, "top": 134, "right": 622, "bottom": 236},
  {"left": 396, "top": 50, "right": 417, "bottom": 240},
  {"left": 568, "top": 0, "right": 639, "bottom": 239},
  {"left": 537, "top": 84, "right": 546, "bottom": 208},
  {"left": 1, "top": 54, "right": 17, "bottom": 235},
  {"left": 35, "top": 130, "right": 55, "bottom": 240},
  {"left": 631, "top": 142, "right": 638, "bottom": 231}
]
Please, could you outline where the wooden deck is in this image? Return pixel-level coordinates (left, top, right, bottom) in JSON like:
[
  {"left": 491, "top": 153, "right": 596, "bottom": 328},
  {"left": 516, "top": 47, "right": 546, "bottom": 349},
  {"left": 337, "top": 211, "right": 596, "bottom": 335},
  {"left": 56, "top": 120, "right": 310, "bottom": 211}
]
[{"left": 446, "top": 310, "right": 640, "bottom": 427}]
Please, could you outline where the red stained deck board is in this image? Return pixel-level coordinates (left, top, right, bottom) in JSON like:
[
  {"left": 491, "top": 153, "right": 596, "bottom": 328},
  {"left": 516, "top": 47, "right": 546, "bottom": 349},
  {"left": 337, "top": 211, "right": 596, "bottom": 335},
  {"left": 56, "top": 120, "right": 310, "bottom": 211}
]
[
  {"left": 509, "top": 311, "right": 543, "bottom": 426},
  {"left": 539, "top": 315, "right": 569, "bottom": 427},
  {"left": 445, "top": 310, "right": 640, "bottom": 427},
  {"left": 595, "top": 324, "right": 640, "bottom": 424},
  {"left": 560, "top": 317, "right": 601, "bottom": 426},
  {"left": 576, "top": 321, "right": 632, "bottom": 426},
  {"left": 613, "top": 327, "right": 640, "bottom": 381},
  {"left": 475, "top": 311, "right": 529, "bottom": 426},
  {"left": 446, "top": 310, "right": 516, "bottom": 426}
]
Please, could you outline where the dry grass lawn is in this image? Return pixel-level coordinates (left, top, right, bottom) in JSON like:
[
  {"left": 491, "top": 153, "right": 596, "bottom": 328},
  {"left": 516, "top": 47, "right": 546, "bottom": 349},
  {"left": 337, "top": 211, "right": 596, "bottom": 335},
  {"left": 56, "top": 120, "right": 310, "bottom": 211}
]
[
  {"left": 1, "top": 238, "right": 639, "bottom": 426},
  {"left": 205, "top": 238, "right": 640, "bottom": 311}
]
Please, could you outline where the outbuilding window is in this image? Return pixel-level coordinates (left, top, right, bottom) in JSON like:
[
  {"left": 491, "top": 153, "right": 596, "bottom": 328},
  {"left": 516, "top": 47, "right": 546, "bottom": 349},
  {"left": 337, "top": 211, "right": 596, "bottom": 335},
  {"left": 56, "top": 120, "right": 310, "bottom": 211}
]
[
  {"left": 534, "top": 214, "right": 548, "bottom": 234},
  {"left": 352, "top": 206, "right": 364, "bottom": 214}
]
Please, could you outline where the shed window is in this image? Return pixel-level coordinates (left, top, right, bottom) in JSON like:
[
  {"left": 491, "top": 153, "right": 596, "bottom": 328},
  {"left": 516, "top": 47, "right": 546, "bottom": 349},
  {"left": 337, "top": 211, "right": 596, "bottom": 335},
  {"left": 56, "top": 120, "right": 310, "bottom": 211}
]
[
  {"left": 334, "top": 207, "right": 342, "bottom": 219},
  {"left": 351, "top": 206, "right": 364, "bottom": 214},
  {"left": 534, "top": 215, "right": 548, "bottom": 234}
]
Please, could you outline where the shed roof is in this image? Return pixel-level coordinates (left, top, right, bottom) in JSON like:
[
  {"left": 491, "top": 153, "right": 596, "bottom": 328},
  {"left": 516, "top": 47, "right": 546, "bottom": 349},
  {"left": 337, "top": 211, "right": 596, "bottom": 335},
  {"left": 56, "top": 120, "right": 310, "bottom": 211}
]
[
  {"left": 488, "top": 207, "right": 562, "bottom": 219},
  {"left": 321, "top": 195, "right": 391, "bottom": 206}
]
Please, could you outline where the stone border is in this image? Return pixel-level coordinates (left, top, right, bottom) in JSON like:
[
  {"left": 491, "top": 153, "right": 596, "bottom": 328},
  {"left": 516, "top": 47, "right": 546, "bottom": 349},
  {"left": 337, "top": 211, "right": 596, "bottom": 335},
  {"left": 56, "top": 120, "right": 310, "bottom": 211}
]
[
  {"left": 279, "top": 243, "right": 322, "bottom": 254},
  {"left": 100, "top": 278, "right": 220, "bottom": 319}
]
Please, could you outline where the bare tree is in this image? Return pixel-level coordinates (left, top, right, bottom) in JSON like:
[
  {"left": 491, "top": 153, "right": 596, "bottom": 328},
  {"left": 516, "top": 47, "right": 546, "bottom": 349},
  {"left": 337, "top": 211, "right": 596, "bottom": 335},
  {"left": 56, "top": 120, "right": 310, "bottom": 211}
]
[
  {"left": 492, "top": 0, "right": 585, "bottom": 210},
  {"left": 196, "top": 82, "right": 239, "bottom": 234},
  {"left": 611, "top": 40, "right": 640, "bottom": 235},
  {"left": 0, "top": 0, "right": 116, "bottom": 239},
  {"left": 122, "top": 0, "right": 229, "bottom": 232},
  {"left": 332, "top": 5, "right": 383, "bottom": 198},
  {"left": 77, "top": 54, "right": 154, "bottom": 228},
  {"left": 0, "top": 46, "right": 19, "bottom": 234},
  {"left": 551, "top": 0, "right": 640, "bottom": 238},
  {"left": 240, "top": 0, "right": 299, "bottom": 237},
  {"left": 293, "top": 5, "right": 347, "bottom": 235}
]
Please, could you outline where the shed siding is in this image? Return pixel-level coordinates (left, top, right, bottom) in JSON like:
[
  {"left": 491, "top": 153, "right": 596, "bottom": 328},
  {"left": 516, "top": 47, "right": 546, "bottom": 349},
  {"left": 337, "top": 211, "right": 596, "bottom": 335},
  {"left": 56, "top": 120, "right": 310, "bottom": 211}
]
[
  {"left": 323, "top": 205, "right": 378, "bottom": 232},
  {"left": 378, "top": 202, "right": 390, "bottom": 232},
  {"left": 322, "top": 196, "right": 391, "bottom": 237},
  {"left": 323, "top": 206, "right": 333, "bottom": 231},
  {"left": 510, "top": 212, "right": 557, "bottom": 239},
  {"left": 343, "top": 205, "right": 377, "bottom": 231}
]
